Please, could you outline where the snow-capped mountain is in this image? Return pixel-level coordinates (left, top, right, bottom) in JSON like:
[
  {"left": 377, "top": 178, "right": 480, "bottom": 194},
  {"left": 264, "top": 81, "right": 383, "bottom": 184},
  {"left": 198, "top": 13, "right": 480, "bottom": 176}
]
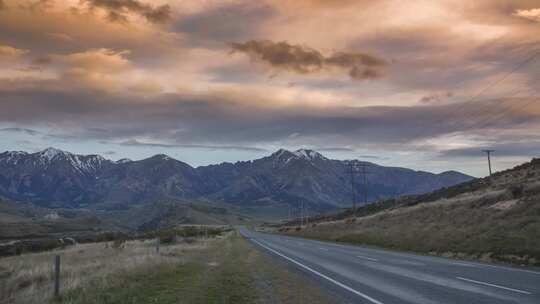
[
  {"left": 0, "top": 148, "right": 473, "bottom": 211},
  {"left": 0, "top": 148, "right": 114, "bottom": 207},
  {"left": 35, "top": 147, "right": 108, "bottom": 174}
]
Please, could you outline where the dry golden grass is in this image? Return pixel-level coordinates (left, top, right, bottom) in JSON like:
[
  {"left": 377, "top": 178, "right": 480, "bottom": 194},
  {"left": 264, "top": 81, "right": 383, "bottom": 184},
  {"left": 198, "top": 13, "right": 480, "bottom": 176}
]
[
  {"left": 283, "top": 161, "right": 540, "bottom": 267},
  {"left": 0, "top": 238, "right": 213, "bottom": 304}
]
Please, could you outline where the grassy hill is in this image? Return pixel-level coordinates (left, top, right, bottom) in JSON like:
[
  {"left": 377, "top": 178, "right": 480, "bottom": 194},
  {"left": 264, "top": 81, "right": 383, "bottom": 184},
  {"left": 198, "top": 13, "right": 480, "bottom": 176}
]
[
  {"left": 278, "top": 158, "right": 540, "bottom": 266},
  {"left": 0, "top": 198, "right": 258, "bottom": 240}
]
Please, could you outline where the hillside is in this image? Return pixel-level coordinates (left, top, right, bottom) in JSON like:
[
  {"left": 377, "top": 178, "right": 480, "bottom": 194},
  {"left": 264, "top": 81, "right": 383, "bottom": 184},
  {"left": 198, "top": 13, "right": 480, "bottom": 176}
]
[
  {"left": 0, "top": 198, "right": 251, "bottom": 241},
  {"left": 0, "top": 148, "right": 472, "bottom": 213},
  {"left": 279, "top": 158, "right": 540, "bottom": 266}
]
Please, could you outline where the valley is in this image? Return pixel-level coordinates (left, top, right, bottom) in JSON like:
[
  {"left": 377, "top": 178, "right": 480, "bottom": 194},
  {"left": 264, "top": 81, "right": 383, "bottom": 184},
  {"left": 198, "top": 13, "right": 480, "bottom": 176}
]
[{"left": 0, "top": 147, "right": 472, "bottom": 242}]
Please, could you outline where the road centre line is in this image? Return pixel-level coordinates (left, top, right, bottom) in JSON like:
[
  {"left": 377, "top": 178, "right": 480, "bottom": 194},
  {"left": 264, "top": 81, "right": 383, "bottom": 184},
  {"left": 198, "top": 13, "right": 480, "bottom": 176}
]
[
  {"left": 250, "top": 238, "right": 385, "bottom": 304},
  {"left": 456, "top": 276, "right": 532, "bottom": 295}
]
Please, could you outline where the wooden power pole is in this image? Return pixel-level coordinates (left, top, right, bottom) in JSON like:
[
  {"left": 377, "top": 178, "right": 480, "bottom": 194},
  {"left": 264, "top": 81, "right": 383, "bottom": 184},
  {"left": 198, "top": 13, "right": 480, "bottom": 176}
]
[
  {"left": 347, "top": 162, "right": 358, "bottom": 216},
  {"left": 358, "top": 163, "right": 370, "bottom": 205},
  {"left": 482, "top": 150, "right": 495, "bottom": 176}
]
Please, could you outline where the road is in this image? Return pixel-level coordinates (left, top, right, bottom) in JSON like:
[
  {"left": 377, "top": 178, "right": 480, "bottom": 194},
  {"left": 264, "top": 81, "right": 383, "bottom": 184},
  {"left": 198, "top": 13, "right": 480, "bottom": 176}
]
[{"left": 240, "top": 228, "right": 540, "bottom": 304}]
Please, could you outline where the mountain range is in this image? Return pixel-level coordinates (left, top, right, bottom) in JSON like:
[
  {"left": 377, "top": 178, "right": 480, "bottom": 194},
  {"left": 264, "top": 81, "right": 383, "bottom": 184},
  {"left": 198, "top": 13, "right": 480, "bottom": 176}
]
[{"left": 0, "top": 147, "right": 473, "bottom": 213}]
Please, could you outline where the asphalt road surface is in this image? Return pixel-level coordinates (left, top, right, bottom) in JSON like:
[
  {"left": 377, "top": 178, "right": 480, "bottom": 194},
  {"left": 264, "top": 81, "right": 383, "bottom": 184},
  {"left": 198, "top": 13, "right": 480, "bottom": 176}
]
[{"left": 240, "top": 228, "right": 540, "bottom": 304}]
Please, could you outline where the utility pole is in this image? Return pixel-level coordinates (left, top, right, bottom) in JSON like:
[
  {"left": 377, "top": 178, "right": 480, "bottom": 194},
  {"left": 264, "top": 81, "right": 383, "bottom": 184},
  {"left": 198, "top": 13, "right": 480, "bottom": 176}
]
[
  {"left": 53, "top": 255, "right": 60, "bottom": 298},
  {"left": 301, "top": 201, "right": 304, "bottom": 228},
  {"left": 305, "top": 205, "right": 309, "bottom": 226},
  {"left": 287, "top": 204, "right": 291, "bottom": 223},
  {"left": 482, "top": 150, "right": 495, "bottom": 176},
  {"left": 358, "top": 163, "right": 370, "bottom": 204},
  {"left": 347, "top": 162, "right": 358, "bottom": 216}
]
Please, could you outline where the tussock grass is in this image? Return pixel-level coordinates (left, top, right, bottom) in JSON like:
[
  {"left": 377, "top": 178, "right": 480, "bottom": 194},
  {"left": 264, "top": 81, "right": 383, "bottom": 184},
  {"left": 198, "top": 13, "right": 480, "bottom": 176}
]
[
  {"left": 0, "top": 238, "right": 210, "bottom": 304},
  {"left": 282, "top": 159, "right": 540, "bottom": 267},
  {"left": 2, "top": 231, "right": 345, "bottom": 304}
]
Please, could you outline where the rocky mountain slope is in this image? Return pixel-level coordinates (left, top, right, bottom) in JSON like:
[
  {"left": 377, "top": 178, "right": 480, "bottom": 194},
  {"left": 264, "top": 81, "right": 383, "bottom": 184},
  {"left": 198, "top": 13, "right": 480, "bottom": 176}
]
[{"left": 0, "top": 148, "right": 473, "bottom": 212}]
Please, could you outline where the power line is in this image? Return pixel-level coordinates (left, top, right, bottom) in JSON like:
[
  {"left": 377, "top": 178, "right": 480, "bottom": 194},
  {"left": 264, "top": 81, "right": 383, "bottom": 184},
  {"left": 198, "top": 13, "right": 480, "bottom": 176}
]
[
  {"left": 410, "top": 47, "right": 540, "bottom": 143},
  {"left": 468, "top": 86, "right": 540, "bottom": 132},
  {"left": 455, "top": 72, "right": 540, "bottom": 132},
  {"left": 448, "top": 47, "right": 540, "bottom": 126}
]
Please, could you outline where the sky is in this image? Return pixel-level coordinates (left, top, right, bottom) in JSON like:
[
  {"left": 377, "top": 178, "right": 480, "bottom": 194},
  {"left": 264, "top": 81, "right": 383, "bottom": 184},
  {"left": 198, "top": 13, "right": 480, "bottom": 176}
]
[{"left": 1, "top": 0, "right": 540, "bottom": 177}]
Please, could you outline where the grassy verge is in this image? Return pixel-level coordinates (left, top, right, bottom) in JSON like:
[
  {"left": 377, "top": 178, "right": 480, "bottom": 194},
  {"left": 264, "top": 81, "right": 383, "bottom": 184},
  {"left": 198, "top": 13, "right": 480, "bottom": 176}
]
[
  {"left": 1, "top": 230, "right": 343, "bottom": 304},
  {"left": 56, "top": 233, "right": 341, "bottom": 304},
  {"left": 56, "top": 234, "right": 256, "bottom": 304}
]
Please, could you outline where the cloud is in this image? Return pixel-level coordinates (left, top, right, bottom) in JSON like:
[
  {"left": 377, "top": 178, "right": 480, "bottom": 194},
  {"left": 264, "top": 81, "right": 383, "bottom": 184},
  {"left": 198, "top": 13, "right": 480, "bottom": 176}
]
[
  {"left": 359, "top": 155, "right": 387, "bottom": 160},
  {"left": 438, "top": 139, "right": 540, "bottom": 158},
  {"left": 513, "top": 8, "right": 540, "bottom": 22},
  {"left": 316, "top": 147, "right": 356, "bottom": 152},
  {"left": 120, "top": 139, "right": 267, "bottom": 152},
  {"left": 18, "top": 0, "right": 53, "bottom": 11},
  {"left": 174, "top": 2, "right": 274, "bottom": 47},
  {"left": 83, "top": 0, "right": 171, "bottom": 24},
  {"left": 57, "top": 48, "right": 130, "bottom": 73},
  {"left": 0, "top": 127, "right": 40, "bottom": 136},
  {"left": 419, "top": 91, "right": 454, "bottom": 103},
  {"left": 31, "top": 55, "right": 52, "bottom": 65},
  {"left": 0, "top": 44, "right": 28, "bottom": 60},
  {"left": 46, "top": 32, "right": 74, "bottom": 43},
  {"left": 0, "top": 81, "right": 538, "bottom": 156},
  {"left": 230, "top": 40, "right": 387, "bottom": 80},
  {"left": 1, "top": 0, "right": 540, "bottom": 173},
  {"left": 102, "top": 150, "right": 116, "bottom": 155},
  {"left": 46, "top": 48, "right": 134, "bottom": 91}
]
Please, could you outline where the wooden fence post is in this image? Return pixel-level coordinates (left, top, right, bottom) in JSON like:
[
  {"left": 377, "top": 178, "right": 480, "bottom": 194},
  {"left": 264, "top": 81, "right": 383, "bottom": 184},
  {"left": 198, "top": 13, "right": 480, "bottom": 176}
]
[{"left": 54, "top": 255, "right": 60, "bottom": 297}]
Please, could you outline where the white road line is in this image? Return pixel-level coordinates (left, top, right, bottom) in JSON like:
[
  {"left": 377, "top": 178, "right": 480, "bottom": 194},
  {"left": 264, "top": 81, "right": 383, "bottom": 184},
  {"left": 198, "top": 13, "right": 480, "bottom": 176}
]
[
  {"left": 319, "top": 247, "right": 329, "bottom": 251},
  {"left": 474, "top": 263, "right": 540, "bottom": 275},
  {"left": 451, "top": 261, "right": 540, "bottom": 275},
  {"left": 451, "top": 262, "right": 477, "bottom": 267},
  {"left": 357, "top": 255, "right": 379, "bottom": 262},
  {"left": 456, "top": 276, "right": 532, "bottom": 295},
  {"left": 251, "top": 238, "right": 384, "bottom": 304}
]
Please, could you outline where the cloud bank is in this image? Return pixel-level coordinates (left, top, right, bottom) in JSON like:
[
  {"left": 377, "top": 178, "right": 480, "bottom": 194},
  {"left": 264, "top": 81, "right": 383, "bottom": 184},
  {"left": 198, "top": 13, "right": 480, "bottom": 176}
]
[{"left": 0, "top": 0, "right": 539, "bottom": 173}]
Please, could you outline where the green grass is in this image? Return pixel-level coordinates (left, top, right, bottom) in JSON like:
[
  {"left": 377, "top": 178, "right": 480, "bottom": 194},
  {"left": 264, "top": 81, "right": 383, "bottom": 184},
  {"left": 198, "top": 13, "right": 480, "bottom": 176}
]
[
  {"left": 50, "top": 232, "right": 342, "bottom": 304},
  {"left": 54, "top": 235, "right": 257, "bottom": 304}
]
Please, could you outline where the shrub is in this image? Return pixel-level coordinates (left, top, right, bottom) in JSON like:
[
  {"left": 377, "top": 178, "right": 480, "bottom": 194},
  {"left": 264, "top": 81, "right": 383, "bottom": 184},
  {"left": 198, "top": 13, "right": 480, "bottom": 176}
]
[
  {"left": 510, "top": 185, "right": 524, "bottom": 198},
  {"left": 111, "top": 238, "right": 126, "bottom": 250}
]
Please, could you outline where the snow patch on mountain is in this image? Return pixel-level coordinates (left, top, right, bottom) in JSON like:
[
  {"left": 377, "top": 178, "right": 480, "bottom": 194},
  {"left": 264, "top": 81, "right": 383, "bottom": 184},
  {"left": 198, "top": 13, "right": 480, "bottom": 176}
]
[
  {"left": 294, "top": 149, "right": 325, "bottom": 160},
  {"left": 39, "top": 147, "right": 66, "bottom": 161},
  {"left": 0, "top": 151, "right": 28, "bottom": 165}
]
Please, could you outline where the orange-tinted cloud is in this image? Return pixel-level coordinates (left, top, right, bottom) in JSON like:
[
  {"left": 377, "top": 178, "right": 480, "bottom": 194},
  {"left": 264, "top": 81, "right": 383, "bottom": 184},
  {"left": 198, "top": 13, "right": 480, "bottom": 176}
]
[
  {"left": 514, "top": 8, "right": 540, "bottom": 22},
  {"left": 0, "top": 44, "right": 28, "bottom": 60},
  {"left": 1, "top": 0, "right": 540, "bottom": 168}
]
